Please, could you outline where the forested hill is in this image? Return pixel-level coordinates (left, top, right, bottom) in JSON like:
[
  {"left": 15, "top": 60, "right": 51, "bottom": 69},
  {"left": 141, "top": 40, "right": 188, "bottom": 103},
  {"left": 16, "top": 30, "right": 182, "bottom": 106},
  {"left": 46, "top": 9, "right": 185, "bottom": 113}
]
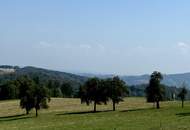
[
  {"left": 1, "top": 65, "right": 190, "bottom": 88},
  {"left": 0, "top": 66, "right": 87, "bottom": 88}
]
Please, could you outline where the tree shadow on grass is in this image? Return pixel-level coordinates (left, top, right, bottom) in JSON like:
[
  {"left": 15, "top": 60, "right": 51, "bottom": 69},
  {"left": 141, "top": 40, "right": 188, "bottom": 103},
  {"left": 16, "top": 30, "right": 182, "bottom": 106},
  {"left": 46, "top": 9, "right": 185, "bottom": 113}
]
[
  {"left": 120, "top": 108, "right": 154, "bottom": 113},
  {"left": 176, "top": 112, "right": 190, "bottom": 117},
  {"left": 0, "top": 114, "right": 25, "bottom": 119},
  {"left": 0, "top": 114, "right": 33, "bottom": 122},
  {"left": 56, "top": 110, "right": 113, "bottom": 116}
]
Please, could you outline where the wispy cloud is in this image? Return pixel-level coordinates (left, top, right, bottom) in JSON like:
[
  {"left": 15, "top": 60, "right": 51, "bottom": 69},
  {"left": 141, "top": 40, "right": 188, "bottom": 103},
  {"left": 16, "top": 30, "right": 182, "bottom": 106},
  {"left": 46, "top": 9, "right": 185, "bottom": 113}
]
[
  {"left": 79, "top": 44, "right": 92, "bottom": 49},
  {"left": 177, "top": 42, "right": 190, "bottom": 54},
  {"left": 39, "top": 41, "right": 52, "bottom": 48}
]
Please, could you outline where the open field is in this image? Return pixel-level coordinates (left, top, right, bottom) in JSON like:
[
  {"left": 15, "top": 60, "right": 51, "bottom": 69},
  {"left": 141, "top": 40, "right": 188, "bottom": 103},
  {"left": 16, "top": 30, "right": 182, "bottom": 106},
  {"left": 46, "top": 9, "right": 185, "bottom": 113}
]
[{"left": 0, "top": 98, "right": 190, "bottom": 130}]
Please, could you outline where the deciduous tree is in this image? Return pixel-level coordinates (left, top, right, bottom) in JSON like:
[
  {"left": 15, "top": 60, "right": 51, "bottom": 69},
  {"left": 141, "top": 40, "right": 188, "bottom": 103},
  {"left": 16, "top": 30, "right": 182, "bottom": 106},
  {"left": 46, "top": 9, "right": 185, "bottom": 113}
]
[
  {"left": 106, "top": 76, "right": 128, "bottom": 111},
  {"left": 79, "top": 78, "right": 108, "bottom": 112},
  {"left": 178, "top": 84, "right": 187, "bottom": 108}
]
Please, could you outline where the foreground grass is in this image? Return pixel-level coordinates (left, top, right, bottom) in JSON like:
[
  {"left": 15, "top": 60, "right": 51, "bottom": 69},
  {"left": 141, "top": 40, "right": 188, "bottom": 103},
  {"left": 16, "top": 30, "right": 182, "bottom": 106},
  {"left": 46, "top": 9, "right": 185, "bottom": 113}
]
[{"left": 0, "top": 98, "right": 190, "bottom": 130}]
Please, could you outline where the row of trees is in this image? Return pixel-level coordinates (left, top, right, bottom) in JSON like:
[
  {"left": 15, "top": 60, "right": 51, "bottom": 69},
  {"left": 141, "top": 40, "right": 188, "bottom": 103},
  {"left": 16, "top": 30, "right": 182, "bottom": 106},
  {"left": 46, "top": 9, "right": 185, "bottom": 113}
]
[
  {"left": 79, "top": 76, "right": 128, "bottom": 112},
  {"left": 46, "top": 80, "right": 74, "bottom": 98},
  {"left": 79, "top": 71, "right": 188, "bottom": 111},
  {"left": 0, "top": 79, "right": 74, "bottom": 100},
  {"left": 0, "top": 71, "right": 188, "bottom": 116}
]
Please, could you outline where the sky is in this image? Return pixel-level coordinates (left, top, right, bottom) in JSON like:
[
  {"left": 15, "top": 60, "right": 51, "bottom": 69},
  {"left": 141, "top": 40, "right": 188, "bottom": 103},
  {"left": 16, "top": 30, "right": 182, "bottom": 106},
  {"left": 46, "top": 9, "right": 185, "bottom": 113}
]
[{"left": 1, "top": 0, "right": 190, "bottom": 75}]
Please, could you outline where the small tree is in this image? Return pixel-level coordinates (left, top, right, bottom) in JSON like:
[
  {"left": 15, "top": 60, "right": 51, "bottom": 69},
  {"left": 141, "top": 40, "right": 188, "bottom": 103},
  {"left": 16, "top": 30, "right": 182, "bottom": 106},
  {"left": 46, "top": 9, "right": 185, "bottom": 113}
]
[
  {"left": 145, "top": 71, "right": 165, "bottom": 109},
  {"left": 17, "top": 76, "right": 50, "bottom": 116},
  {"left": 106, "top": 76, "right": 128, "bottom": 111},
  {"left": 79, "top": 78, "right": 108, "bottom": 112},
  {"left": 17, "top": 76, "right": 35, "bottom": 114},
  {"left": 33, "top": 77, "right": 50, "bottom": 117},
  {"left": 178, "top": 84, "right": 187, "bottom": 108}
]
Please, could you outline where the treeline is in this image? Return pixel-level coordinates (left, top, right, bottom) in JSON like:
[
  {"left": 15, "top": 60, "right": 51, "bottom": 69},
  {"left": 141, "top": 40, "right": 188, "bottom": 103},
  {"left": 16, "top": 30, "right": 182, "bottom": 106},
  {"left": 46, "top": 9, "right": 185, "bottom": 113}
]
[
  {"left": 0, "top": 71, "right": 189, "bottom": 116},
  {"left": 0, "top": 66, "right": 87, "bottom": 96},
  {"left": 0, "top": 77, "right": 75, "bottom": 100},
  {"left": 0, "top": 75, "right": 189, "bottom": 101}
]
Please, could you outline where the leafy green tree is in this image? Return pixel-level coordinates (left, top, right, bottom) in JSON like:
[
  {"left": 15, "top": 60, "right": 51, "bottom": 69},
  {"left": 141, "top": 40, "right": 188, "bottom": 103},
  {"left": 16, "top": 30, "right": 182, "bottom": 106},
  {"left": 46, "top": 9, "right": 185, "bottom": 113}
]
[
  {"left": 145, "top": 71, "right": 165, "bottom": 109},
  {"left": 33, "top": 77, "right": 50, "bottom": 117},
  {"left": 17, "top": 76, "right": 35, "bottom": 114},
  {"left": 106, "top": 76, "right": 128, "bottom": 111},
  {"left": 0, "top": 81, "right": 18, "bottom": 100},
  {"left": 79, "top": 78, "right": 108, "bottom": 112},
  {"left": 47, "top": 80, "right": 62, "bottom": 97},
  {"left": 61, "top": 82, "right": 73, "bottom": 98},
  {"left": 178, "top": 84, "right": 187, "bottom": 108},
  {"left": 17, "top": 76, "right": 50, "bottom": 116}
]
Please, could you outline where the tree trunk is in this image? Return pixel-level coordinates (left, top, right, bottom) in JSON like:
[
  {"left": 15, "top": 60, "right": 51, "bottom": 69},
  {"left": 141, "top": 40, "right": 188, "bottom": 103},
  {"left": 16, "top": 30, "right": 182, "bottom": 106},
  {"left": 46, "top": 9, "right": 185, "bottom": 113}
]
[
  {"left": 94, "top": 101, "right": 96, "bottom": 112},
  {"left": 182, "top": 100, "right": 184, "bottom": 108},
  {"left": 26, "top": 110, "right": 29, "bottom": 115},
  {"left": 156, "top": 101, "right": 160, "bottom": 109},
  {"left": 35, "top": 108, "right": 38, "bottom": 117},
  {"left": 113, "top": 101, "right": 116, "bottom": 111}
]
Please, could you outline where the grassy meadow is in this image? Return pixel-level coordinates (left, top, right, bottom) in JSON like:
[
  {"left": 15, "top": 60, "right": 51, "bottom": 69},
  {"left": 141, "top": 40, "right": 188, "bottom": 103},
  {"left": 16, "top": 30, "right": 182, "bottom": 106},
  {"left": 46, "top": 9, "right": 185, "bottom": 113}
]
[{"left": 0, "top": 97, "right": 190, "bottom": 130}]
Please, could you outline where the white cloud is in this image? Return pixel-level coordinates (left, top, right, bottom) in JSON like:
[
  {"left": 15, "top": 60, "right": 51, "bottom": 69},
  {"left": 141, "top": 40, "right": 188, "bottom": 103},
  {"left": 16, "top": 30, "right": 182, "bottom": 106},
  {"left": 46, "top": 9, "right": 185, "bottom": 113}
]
[
  {"left": 178, "top": 42, "right": 189, "bottom": 48},
  {"left": 79, "top": 44, "right": 92, "bottom": 49},
  {"left": 97, "top": 44, "right": 105, "bottom": 52},
  {"left": 39, "top": 41, "right": 52, "bottom": 48},
  {"left": 177, "top": 42, "right": 190, "bottom": 54}
]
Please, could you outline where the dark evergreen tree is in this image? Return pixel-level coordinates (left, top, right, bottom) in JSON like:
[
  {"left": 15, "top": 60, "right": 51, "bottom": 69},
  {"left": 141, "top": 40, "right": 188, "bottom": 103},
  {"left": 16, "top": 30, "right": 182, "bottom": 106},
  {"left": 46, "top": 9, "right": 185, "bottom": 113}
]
[{"left": 145, "top": 71, "right": 165, "bottom": 109}]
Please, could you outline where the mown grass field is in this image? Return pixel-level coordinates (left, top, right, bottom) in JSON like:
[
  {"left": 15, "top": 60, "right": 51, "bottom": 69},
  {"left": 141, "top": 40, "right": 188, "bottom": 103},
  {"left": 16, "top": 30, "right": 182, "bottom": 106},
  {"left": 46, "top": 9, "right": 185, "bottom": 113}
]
[{"left": 0, "top": 97, "right": 190, "bottom": 130}]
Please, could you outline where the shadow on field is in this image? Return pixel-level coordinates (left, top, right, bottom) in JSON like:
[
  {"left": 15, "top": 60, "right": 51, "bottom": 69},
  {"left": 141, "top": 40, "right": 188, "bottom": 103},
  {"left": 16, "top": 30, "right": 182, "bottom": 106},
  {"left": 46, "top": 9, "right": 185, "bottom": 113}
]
[
  {"left": 120, "top": 108, "right": 154, "bottom": 112},
  {"left": 0, "top": 114, "right": 33, "bottom": 122},
  {"left": 56, "top": 110, "right": 112, "bottom": 116},
  {"left": 176, "top": 112, "right": 190, "bottom": 117}
]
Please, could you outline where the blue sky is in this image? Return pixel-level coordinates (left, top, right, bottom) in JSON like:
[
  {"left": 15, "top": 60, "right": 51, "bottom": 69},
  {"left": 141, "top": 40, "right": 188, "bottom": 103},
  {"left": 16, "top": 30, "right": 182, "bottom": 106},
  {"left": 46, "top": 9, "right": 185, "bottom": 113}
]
[{"left": 1, "top": 0, "right": 190, "bottom": 75}]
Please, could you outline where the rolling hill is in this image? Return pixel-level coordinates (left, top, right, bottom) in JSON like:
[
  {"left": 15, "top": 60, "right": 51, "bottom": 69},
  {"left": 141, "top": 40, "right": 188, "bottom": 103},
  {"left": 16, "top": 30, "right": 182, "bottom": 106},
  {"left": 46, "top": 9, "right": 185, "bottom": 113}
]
[
  {"left": 120, "top": 73, "right": 190, "bottom": 87},
  {"left": 1, "top": 65, "right": 190, "bottom": 88},
  {"left": 0, "top": 65, "right": 87, "bottom": 89},
  {"left": 78, "top": 73, "right": 190, "bottom": 88}
]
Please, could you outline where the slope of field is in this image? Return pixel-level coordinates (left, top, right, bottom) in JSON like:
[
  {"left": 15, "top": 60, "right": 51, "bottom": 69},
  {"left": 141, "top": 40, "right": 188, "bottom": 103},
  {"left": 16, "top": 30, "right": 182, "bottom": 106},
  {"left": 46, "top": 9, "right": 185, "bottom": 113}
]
[{"left": 0, "top": 98, "right": 190, "bottom": 130}]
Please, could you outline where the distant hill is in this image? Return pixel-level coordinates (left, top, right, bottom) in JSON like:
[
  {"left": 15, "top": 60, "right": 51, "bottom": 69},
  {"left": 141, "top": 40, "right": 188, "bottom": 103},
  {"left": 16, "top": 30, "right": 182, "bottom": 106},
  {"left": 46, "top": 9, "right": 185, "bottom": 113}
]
[
  {"left": 1, "top": 65, "right": 190, "bottom": 88},
  {"left": 78, "top": 73, "right": 190, "bottom": 88},
  {"left": 120, "top": 73, "right": 190, "bottom": 88},
  {"left": 0, "top": 66, "right": 87, "bottom": 89}
]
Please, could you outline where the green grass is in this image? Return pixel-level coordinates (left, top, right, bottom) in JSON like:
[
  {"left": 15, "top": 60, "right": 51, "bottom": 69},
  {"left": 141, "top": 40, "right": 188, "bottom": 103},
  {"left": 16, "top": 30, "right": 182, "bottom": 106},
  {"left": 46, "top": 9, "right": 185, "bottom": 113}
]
[{"left": 0, "top": 98, "right": 190, "bottom": 130}]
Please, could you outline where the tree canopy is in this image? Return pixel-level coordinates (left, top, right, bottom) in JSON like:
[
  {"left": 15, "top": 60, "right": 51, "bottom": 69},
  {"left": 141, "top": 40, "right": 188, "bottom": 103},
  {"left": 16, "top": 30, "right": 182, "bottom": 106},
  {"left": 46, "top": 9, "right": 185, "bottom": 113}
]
[
  {"left": 16, "top": 76, "right": 50, "bottom": 116},
  {"left": 178, "top": 83, "right": 187, "bottom": 108},
  {"left": 79, "top": 76, "right": 128, "bottom": 112},
  {"left": 106, "top": 76, "right": 128, "bottom": 111},
  {"left": 145, "top": 71, "right": 165, "bottom": 109},
  {"left": 79, "top": 77, "right": 108, "bottom": 112}
]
